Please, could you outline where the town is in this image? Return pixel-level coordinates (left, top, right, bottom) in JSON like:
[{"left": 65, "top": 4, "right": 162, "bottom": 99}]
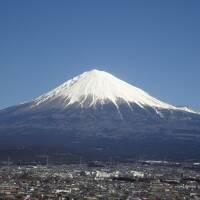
[{"left": 0, "top": 160, "right": 200, "bottom": 199}]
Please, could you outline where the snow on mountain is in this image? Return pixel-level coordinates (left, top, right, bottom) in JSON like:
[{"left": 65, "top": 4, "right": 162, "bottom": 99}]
[
  {"left": 1, "top": 69, "right": 200, "bottom": 160},
  {"left": 32, "top": 69, "right": 197, "bottom": 114}
]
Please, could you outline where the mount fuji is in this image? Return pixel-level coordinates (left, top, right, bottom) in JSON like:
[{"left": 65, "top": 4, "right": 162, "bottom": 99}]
[{"left": 0, "top": 69, "right": 200, "bottom": 160}]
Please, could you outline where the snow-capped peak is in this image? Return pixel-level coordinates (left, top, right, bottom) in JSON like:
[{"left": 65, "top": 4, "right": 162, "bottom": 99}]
[{"left": 33, "top": 69, "right": 197, "bottom": 113}]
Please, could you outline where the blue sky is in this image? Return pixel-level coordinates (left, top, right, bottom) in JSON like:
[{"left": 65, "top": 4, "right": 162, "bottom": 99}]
[{"left": 0, "top": 0, "right": 200, "bottom": 111}]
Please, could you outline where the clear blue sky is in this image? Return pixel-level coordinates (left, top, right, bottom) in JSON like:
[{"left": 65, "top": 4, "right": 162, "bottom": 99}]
[{"left": 0, "top": 0, "right": 200, "bottom": 111}]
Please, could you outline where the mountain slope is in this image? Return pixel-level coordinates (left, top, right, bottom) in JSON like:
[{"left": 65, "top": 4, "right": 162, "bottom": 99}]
[
  {"left": 32, "top": 69, "right": 196, "bottom": 113},
  {"left": 0, "top": 69, "right": 200, "bottom": 160}
]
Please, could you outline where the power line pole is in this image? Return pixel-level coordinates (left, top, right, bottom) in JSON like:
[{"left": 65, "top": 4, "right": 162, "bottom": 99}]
[
  {"left": 109, "top": 156, "right": 113, "bottom": 170},
  {"left": 46, "top": 155, "right": 49, "bottom": 167},
  {"left": 79, "top": 156, "right": 82, "bottom": 169},
  {"left": 7, "top": 156, "right": 10, "bottom": 172}
]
